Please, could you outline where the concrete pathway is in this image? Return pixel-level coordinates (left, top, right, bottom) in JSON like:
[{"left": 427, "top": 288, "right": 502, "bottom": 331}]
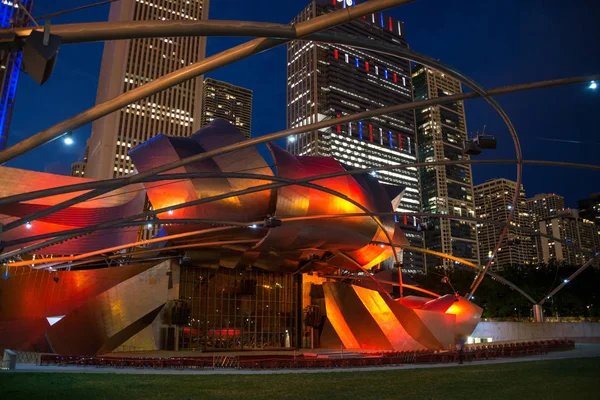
[{"left": 7, "top": 343, "right": 600, "bottom": 376}]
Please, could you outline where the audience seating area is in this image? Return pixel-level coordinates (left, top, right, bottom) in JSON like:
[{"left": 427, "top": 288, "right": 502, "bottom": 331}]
[{"left": 38, "top": 340, "right": 575, "bottom": 370}]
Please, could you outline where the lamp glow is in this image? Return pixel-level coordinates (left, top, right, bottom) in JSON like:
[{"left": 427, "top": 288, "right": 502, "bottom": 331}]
[
  {"left": 589, "top": 81, "right": 597, "bottom": 90},
  {"left": 63, "top": 132, "right": 74, "bottom": 145}
]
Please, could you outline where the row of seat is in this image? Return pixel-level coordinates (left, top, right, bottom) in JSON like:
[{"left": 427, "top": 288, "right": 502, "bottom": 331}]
[{"left": 39, "top": 339, "right": 575, "bottom": 370}]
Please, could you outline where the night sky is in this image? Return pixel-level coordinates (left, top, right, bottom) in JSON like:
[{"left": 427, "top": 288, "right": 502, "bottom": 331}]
[{"left": 5, "top": 0, "right": 600, "bottom": 208}]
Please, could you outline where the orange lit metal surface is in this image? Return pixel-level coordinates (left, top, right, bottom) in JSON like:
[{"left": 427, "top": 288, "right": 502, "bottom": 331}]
[
  {"left": 322, "top": 283, "right": 361, "bottom": 349},
  {"left": 319, "top": 282, "right": 482, "bottom": 351},
  {"left": 0, "top": 167, "right": 145, "bottom": 255},
  {"left": 353, "top": 285, "right": 425, "bottom": 350},
  {"left": 0, "top": 120, "right": 480, "bottom": 354}
]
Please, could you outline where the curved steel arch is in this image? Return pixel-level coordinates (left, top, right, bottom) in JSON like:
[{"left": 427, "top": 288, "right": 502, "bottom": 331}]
[
  {"left": 7, "top": 210, "right": 592, "bottom": 307},
  {"left": 3, "top": 159, "right": 599, "bottom": 260},
  {"left": 6, "top": 210, "right": 593, "bottom": 266},
  {"left": 371, "top": 241, "right": 537, "bottom": 304},
  {"left": 304, "top": 31, "right": 524, "bottom": 297},
  {"left": 2, "top": 76, "right": 597, "bottom": 233},
  {"left": 0, "top": 71, "right": 596, "bottom": 232},
  {"left": 0, "top": 14, "right": 597, "bottom": 296},
  {"left": 5, "top": 204, "right": 595, "bottom": 265},
  {"left": 0, "top": 170, "right": 405, "bottom": 268},
  {"left": 0, "top": 159, "right": 597, "bottom": 208}
]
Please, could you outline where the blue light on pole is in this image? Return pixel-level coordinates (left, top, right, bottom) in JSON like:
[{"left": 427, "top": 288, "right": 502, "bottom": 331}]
[{"left": 589, "top": 81, "right": 597, "bottom": 90}]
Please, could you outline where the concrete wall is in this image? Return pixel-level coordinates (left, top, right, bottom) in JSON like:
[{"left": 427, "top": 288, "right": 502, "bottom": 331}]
[{"left": 472, "top": 321, "right": 600, "bottom": 342}]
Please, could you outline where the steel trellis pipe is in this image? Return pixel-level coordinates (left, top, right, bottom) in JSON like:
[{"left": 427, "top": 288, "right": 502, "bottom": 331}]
[
  {"left": 4, "top": 212, "right": 586, "bottom": 307},
  {"left": 372, "top": 241, "right": 537, "bottom": 304},
  {"left": 537, "top": 254, "right": 600, "bottom": 306},
  {"left": 2, "top": 74, "right": 599, "bottom": 235},
  {"left": 305, "top": 31, "right": 525, "bottom": 297},
  {"left": 1, "top": 158, "right": 598, "bottom": 207},
  {"left": 0, "top": 172, "right": 404, "bottom": 265},
  {"left": 2, "top": 158, "right": 599, "bottom": 261},
  {"left": 3, "top": 20, "right": 298, "bottom": 44},
  {"left": 4, "top": 180, "right": 597, "bottom": 264},
  {"left": 0, "top": 0, "right": 416, "bottom": 164}
]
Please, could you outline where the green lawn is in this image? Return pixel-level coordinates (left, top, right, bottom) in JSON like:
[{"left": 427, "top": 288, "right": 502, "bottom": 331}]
[{"left": 1, "top": 357, "right": 599, "bottom": 400}]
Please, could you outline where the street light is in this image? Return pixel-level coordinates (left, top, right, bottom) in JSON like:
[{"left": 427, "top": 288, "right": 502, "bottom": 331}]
[
  {"left": 589, "top": 81, "right": 597, "bottom": 90},
  {"left": 63, "top": 132, "right": 74, "bottom": 145}
]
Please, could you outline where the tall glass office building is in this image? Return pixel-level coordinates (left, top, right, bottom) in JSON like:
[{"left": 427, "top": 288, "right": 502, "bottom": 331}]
[{"left": 286, "top": 0, "right": 423, "bottom": 271}]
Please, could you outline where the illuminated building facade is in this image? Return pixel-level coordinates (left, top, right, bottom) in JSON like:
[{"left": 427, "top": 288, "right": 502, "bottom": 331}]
[
  {"left": 538, "top": 209, "right": 600, "bottom": 267},
  {"left": 412, "top": 64, "right": 479, "bottom": 269},
  {"left": 200, "top": 78, "right": 253, "bottom": 139},
  {"left": 527, "top": 193, "right": 565, "bottom": 223},
  {"left": 0, "top": 0, "right": 33, "bottom": 150},
  {"left": 70, "top": 161, "right": 86, "bottom": 177},
  {"left": 578, "top": 193, "right": 600, "bottom": 226},
  {"left": 474, "top": 178, "right": 536, "bottom": 270},
  {"left": 286, "top": 0, "right": 423, "bottom": 271},
  {"left": 527, "top": 192, "right": 565, "bottom": 263},
  {"left": 85, "top": 0, "right": 209, "bottom": 179}
]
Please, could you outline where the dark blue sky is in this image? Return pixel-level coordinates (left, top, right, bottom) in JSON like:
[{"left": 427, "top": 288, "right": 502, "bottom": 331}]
[{"left": 6, "top": 0, "right": 600, "bottom": 208}]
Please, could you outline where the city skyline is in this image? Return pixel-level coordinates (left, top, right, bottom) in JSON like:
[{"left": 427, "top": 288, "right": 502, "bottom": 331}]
[{"left": 2, "top": 0, "right": 599, "bottom": 208}]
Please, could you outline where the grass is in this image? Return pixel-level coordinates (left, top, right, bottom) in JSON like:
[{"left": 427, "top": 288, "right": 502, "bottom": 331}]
[{"left": 1, "top": 357, "right": 599, "bottom": 400}]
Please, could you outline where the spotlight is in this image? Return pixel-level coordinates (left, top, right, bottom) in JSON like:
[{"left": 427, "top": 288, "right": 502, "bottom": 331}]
[
  {"left": 589, "top": 81, "right": 597, "bottom": 90},
  {"left": 147, "top": 223, "right": 153, "bottom": 229},
  {"left": 370, "top": 171, "right": 377, "bottom": 177},
  {"left": 63, "top": 132, "right": 74, "bottom": 145},
  {"left": 168, "top": 210, "right": 173, "bottom": 215},
  {"left": 25, "top": 221, "right": 32, "bottom": 229},
  {"left": 287, "top": 136, "right": 296, "bottom": 143},
  {"left": 563, "top": 279, "right": 569, "bottom": 284},
  {"left": 249, "top": 224, "right": 258, "bottom": 229},
  {"left": 21, "top": 28, "right": 62, "bottom": 85},
  {"left": 2, "top": 265, "right": 8, "bottom": 281}
]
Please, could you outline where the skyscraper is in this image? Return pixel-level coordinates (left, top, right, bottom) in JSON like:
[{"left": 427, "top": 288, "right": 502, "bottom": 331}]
[
  {"left": 86, "top": 0, "right": 209, "bottom": 179},
  {"left": 527, "top": 193, "right": 565, "bottom": 224},
  {"left": 200, "top": 78, "right": 253, "bottom": 139},
  {"left": 0, "top": 0, "right": 33, "bottom": 150},
  {"left": 538, "top": 209, "right": 600, "bottom": 267},
  {"left": 578, "top": 193, "right": 600, "bottom": 226},
  {"left": 286, "top": 0, "right": 423, "bottom": 271},
  {"left": 527, "top": 192, "right": 565, "bottom": 263},
  {"left": 412, "top": 64, "right": 478, "bottom": 269},
  {"left": 474, "top": 178, "right": 536, "bottom": 270}
]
